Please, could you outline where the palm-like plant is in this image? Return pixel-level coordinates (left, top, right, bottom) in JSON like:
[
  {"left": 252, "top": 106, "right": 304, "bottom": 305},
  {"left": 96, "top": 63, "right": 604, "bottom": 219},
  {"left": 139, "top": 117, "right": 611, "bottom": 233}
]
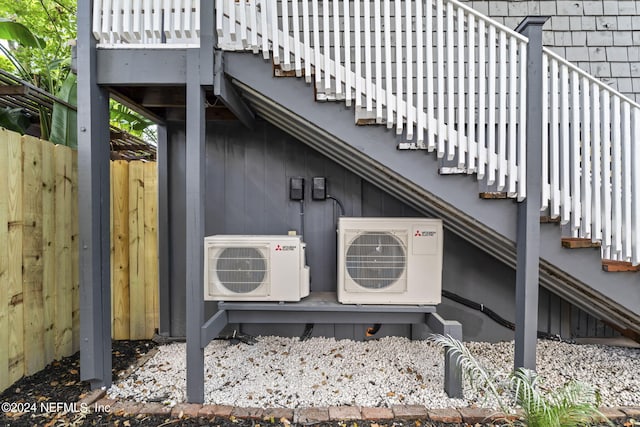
[{"left": 431, "top": 334, "right": 611, "bottom": 427}]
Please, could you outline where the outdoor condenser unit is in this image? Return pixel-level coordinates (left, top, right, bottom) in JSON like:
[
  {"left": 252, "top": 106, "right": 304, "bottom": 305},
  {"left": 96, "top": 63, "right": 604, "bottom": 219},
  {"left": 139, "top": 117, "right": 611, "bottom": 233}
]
[
  {"left": 204, "top": 235, "right": 310, "bottom": 301},
  {"left": 337, "top": 217, "right": 443, "bottom": 305}
]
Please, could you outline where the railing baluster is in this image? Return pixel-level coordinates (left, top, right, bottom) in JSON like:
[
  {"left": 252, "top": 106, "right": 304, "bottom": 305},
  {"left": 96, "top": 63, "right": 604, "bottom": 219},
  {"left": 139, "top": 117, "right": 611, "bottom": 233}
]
[
  {"left": 395, "top": 0, "right": 403, "bottom": 134},
  {"left": 323, "top": 0, "right": 331, "bottom": 93},
  {"left": 601, "top": 90, "right": 612, "bottom": 251},
  {"left": 364, "top": 0, "right": 372, "bottom": 110},
  {"left": 353, "top": 0, "right": 360, "bottom": 109},
  {"left": 476, "top": 19, "right": 486, "bottom": 179},
  {"left": 132, "top": 0, "right": 142, "bottom": 40},
  {"left": 112, "top": 0, "right": 122, "bottom": 41},
  {"left": 570, "top": 70, "right": 581, "bottom": 232},
  {"left": 591, "top": 82, "right": 602, "bottom": 241},
  {"left": 93, "top": 0, "right": 104, "bottom": 40},
  {"left": 101, "top": 0, "right": 113, "bottom": 40},
  {"left": 446, "top": 1, "right": 455, "bottom": 159},
  {"left": 621, "top": 102, "right": 632, "bottom": 260},
  {"left": 456, "top": 6, "right": 465, "bottom": 166},
  {"left": 249, "top": 0, "right": 258, "bottom": 52},
  {"left": 497, "top": 31, "right": 507, "bottom": 191},
  {"left": 343, "top": 0, "right": 351, "bottom": 102},
  {"left": 416, "top": 0, "right": 425, "bottom": 146},
  {"left": 425, "top": 0, "right": 435, "bottom": 150},
  {"left": 560, "top": 64, "right": 570, "bottom": 224},
  {"left": 517, "top": 41, "right": 527, "bottom": 201},
  {"left": 302, "top": 0, "right": 311, "bottom": 79},
  {"left": 332, "top": 0, "right": 341, "bottom": 96},
  {"left": 184, "top": 0, "right": 193, "bottom": 38},
  {"left": 311, "top": 0, "right": 318, "bottom": 86},
  {"left": 406, "top": 0, "right": 415, "bottom": 141},
  {"left": 581, "top": 76, "right": 591, "bottom": 238},
  {"left": 174, "top": 0, "right": 183, "bottom": 39},
  {"left": 282, "top": 0, "right": 291, "bottom": 70},
  {"left": 261, "top": 0, "right": 270, "bottom": 59},
  {"left": 632, "top": 108, "right": 640, "bottom": 265},
  {"left": 612, "top": 96, "right": 623, "bottom": 257},
  {"left": 268, "top": 0, "right": 280, "bottom": 65},
  {"left": 541, "top": 53, "right": 549, "bottom": 209},
  {"left": 384, "top": 0, "right": 393, "bottom": 128},
  {"left": 216, "top": 0, "right": 224, "bottom": 38},
  {"left": 486, "top": 24, "right": 496, "bottom": 185},
  {"left": 123, "top": 0, "right": 133, "bottom": 41},
  {"left": 374, "top": 0, "right": 382, "bottom": 119},
  {"left": 194, "top": 0, "right": 199, "bottom": 37},
  {"left": 239, "top": 0, "right": 248, "bottom": 47},
  {"left": 467, "top": 14, "right": 476, "bottom": 171},
  {"left": 162, "top": 0, "right": 172, "bottom": 39},
  {"left": 436, "top": 0, "right": 445, "bottom": 157},
  {"left": 293, "top": 0, "right": 302, "bottom": 75},
  {"left": 144, "top": 0, "right": 153, "bottom": 38},
  {"left": 227, "top": 0, "right": 235, "bottom": 41},
  {"left": 550, "top": 58, "right": 560, "bottom": 218},
  {"left": 507, "top": 36, "right": 517, "bottom": 194}
]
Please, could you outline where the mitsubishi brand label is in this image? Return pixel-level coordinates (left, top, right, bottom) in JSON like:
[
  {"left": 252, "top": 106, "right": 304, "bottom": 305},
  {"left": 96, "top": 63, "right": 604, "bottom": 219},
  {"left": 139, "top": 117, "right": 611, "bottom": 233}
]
[{"left": 274, "top": 244, "right": 297, "bottom": 252}]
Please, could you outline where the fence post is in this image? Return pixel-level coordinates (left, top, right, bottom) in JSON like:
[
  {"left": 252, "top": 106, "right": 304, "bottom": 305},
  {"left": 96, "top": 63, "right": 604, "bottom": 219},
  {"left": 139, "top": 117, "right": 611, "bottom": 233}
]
[{"left": 514, "top": 16, "right": 549, "bottom": 371}]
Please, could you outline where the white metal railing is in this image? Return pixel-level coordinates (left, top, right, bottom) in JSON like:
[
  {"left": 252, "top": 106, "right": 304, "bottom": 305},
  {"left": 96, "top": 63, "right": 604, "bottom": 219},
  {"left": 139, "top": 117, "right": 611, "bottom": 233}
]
[
  {"left": 542, "top": 48, "right": 640, "bottom": 265},
  {"left": 93, "top": 0, "right": 200, "bottom": 45},
  {"left": 216, "top": 0, "right": 529, "bottom": 200},
  {"left": 92, "top": 1, "right": 640, "bottom": 266}
]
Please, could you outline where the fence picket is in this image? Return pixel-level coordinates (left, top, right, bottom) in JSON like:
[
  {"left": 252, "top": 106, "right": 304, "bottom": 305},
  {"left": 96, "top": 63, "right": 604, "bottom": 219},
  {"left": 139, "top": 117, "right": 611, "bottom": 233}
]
[
  {"left": 0, "top": 130, "right": 10, "bottom": 392},
  {"left": 21, "top": 136, "right": 44, "bottom": 376}
]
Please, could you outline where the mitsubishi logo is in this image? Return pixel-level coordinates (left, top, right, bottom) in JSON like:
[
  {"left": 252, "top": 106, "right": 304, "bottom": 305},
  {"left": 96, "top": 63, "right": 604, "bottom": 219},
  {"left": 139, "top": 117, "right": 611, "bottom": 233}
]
[
  {"left": 275, "top": 244, "right": 282, "bottom": 251},
  {"left": 414, "top": 230, "right": 422, "bottom": 237}
]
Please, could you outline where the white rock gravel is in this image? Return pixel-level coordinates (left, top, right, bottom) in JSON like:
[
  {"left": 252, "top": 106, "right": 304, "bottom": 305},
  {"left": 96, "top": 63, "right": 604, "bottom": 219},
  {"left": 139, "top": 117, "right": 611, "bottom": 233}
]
[{"left": 107, "top": 336, "right": 640, "bottom": 409}]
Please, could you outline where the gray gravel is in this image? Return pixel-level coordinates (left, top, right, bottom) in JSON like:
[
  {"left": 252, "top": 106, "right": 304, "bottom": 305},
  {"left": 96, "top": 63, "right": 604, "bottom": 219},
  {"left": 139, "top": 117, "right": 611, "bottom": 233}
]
[{"left": 107, "top": 336, "right": 640, "bottom": 409}]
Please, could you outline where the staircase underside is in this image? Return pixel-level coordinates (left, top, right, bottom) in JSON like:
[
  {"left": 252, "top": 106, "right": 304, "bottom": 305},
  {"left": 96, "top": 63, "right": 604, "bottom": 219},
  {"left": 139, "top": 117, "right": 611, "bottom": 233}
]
[{"left": 224, "top": 52, "right": 640, "bottom": 336}]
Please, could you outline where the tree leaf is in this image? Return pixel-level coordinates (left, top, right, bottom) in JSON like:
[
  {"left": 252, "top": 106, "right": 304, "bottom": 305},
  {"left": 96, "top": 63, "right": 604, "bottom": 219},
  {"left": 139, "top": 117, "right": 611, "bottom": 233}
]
[
  {"left": 50, "top": 73, "right": 77, "bottom": 148},
  {"left": 0, "top": 19, "right": 46, "bottom": 48}
]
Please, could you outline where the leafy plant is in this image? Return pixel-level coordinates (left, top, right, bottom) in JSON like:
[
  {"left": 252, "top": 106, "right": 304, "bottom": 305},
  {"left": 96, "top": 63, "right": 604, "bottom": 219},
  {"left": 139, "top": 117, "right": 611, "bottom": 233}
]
[{"left": 430, "top": 334, "right": 611, "bottom": 427}]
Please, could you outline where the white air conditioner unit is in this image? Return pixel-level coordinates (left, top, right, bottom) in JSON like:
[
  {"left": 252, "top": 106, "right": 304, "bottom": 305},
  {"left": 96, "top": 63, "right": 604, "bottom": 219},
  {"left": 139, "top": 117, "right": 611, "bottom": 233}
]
[
  {"left": 337, "top": 217, "right": 443, "bottom": 305},
  {"left": 204, "top": 235, "right": 310, "bottom": 301}
]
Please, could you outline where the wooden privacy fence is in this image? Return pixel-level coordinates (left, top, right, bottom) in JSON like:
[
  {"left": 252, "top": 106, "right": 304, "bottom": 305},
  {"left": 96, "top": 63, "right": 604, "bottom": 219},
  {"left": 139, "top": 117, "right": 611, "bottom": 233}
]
[
  {"left": 0, "top": 128, "right": 158, "bottom": 393},
  {"left": 110, "top": 160, "right": 159, "bottom": 341},
  {"left": 0, "top": 129, "right": 79, "bottom": 392}
]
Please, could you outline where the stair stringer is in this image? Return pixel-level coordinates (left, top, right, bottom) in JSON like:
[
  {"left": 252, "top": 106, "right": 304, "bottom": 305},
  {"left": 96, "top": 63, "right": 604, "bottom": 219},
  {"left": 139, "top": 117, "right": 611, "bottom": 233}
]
[{"left": 224, "top": 52, "right": 640, "bottom": 336}]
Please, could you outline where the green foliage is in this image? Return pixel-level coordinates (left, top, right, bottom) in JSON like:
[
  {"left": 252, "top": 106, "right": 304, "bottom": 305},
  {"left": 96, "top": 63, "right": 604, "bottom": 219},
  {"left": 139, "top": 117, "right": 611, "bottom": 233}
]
[
  {"left": 50, "top": 72, "right": 76, "bottom": 148},
  {"left": 0, "top": 106, "right": 31, "bottom": 133},
  {"left": 430, "top": 334, "right": 611, "bottom": 427}
]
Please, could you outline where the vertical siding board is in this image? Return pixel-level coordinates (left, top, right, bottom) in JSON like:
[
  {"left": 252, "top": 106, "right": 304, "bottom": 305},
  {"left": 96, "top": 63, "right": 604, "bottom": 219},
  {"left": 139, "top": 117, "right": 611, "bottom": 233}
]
[
  {"left": 54, "top": 145, "right": 73, "bottom": 359},
  {"left": 41, "top": 141, "right": 55, "bottom": 365},
  {"left": 21, "top": 135, "right": 45, "bottom": 375},
  {"left": 128, "top": 161, "right": 146, "bottom": 339},
  {"left": 112, "top": 160, "right": 130, "bottom": 339},
  {"left": 7, "top": 130, "right": 24, "bottom": 384},
  {"left": 0, "top": 130, "right": 10, "bottom": 391},
  {"left": 144, "top": 162, "right": 159, "bottom": 338}
]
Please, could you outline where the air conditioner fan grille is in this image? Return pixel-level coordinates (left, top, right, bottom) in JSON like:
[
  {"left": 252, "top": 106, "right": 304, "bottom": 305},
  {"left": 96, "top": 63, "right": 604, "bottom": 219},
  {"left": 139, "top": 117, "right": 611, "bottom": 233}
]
[
  {"left": 215, "top": 247, "right": 267, "bottom": 293},
  {"left": 345, "top": 232, "right": 406, "bottom": 289}
]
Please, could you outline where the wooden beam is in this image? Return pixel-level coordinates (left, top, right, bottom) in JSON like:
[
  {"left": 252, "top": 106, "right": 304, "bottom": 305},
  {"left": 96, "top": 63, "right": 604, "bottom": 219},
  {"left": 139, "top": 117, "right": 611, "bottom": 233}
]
[{"left": 0, "top": 85, "right": 28, "bottom": 95}]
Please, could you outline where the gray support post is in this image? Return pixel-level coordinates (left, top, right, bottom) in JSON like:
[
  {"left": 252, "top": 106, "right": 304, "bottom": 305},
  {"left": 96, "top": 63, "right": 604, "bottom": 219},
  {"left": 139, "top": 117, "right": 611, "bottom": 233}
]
[
  {"left": 426, "top": 313, "right": 463, "bottom": 398},
  {"left": 77, "top": 0, "right": 112, "bottom": 388},
  {"left": 185, "top": 0, "right": 214, "bottom": 405},
  {"left": 185, "top": 48, "right": 206, "bottom": 403},
  {"left": 514, "top": 16, "right": 549, "bottom": 371},
  {"left": 157, "top": 124, "right": 171, "bottom": 336}
]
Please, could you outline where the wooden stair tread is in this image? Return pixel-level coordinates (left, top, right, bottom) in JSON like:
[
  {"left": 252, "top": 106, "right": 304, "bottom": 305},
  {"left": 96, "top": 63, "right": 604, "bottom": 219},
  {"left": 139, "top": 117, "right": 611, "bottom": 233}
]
[
  {"left": 602, "top": 260, "right": 640, "bottom": 272},
  {"left": 561, "top": 237, "right": 601, "bottom": 249}
]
